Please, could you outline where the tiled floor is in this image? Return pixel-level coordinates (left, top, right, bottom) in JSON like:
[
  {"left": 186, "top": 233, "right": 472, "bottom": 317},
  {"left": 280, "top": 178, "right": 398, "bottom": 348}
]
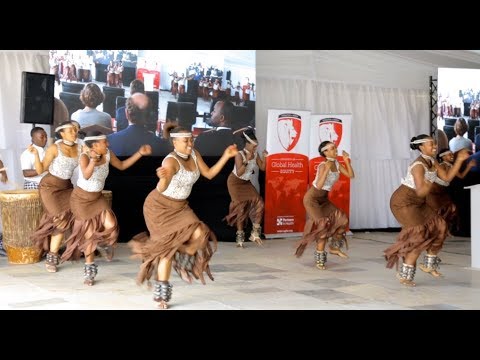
[{"left": 1, "top": 232, "right": 479, "bottom": 310}]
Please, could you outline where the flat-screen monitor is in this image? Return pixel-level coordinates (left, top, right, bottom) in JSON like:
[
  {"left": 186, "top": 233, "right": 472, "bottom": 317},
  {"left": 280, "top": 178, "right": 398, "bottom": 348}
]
[
  {"left": 49, "top": 50, "right": 256, "bottom": 156},
  {"left": 20, "top": 71, "right": 55, "bottom": 125},
  {"left": 437, "top": 67, "right": 480, "bottom": 144}
]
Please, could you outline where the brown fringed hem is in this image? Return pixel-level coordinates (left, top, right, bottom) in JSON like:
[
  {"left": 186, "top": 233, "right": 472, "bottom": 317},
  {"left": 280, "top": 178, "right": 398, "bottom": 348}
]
[
  {"left": 224, "top": 198, "right": 262, "bottom": 227},
  {"left": 31, "top": 173, "right": 75, "bottom": 252},
  {"left": 225, "top": 174, "right": 264, "bottom": 226},
  {"left": 384, "top": 214, "right": 448, "bottom": 269},
  {"left": 61, "top": 209, "right": 119, "bottom": 262},
  {"left": 128, "top": 190, "right": 218, "bottom": 285},
  {"left": 437, "top": 202, "right": 457, "bottom": 226},
  {"left": 294, "top": 208, "right": 348, "bottom": 258},
  {"left": 31, "top": 210, "right": 74, "bottom": 253},
  {"left": 128, "top": 223, "right": 217, "bottom": 285}
]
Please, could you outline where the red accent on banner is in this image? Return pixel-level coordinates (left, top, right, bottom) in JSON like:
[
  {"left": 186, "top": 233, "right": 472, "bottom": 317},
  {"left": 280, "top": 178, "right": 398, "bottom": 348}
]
[
  {"left": 265, "top": 153, "right": 309, "bottom": 234},
  {"left": 308, "top": 157, "right": 351, "bottom": 230},
  {"left": 277, "top": 115, "right": 302, "bottom": 151},
  {"left": 136, "top": 68, "right": 160, "bottom": 89}
]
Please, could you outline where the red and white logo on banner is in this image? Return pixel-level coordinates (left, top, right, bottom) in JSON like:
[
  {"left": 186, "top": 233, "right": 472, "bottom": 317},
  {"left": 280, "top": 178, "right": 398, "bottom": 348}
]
[
  {"left": 277, "top": 113, "right": 302, "bottom": 151},
  {"left": 318, "top": 118, "right": 343, "bottom": 148}
]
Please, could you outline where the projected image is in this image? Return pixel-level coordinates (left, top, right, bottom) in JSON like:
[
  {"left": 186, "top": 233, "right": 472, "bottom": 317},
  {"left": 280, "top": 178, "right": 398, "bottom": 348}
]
[
  {"left": 49, "top": 50, "right": 256, "bottom": 156},
  {"left": 437, "top": 67, "right": 480, "bottom": 150}
]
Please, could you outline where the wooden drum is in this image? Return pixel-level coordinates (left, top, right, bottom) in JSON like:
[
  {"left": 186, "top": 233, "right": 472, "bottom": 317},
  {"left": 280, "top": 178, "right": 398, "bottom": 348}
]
[{"left": 0, "top": 190, "right": 44, "bottom": 264}]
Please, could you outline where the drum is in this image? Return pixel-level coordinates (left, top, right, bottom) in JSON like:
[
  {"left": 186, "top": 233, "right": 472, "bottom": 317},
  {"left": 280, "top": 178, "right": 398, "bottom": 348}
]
[
  {"left": 0, "top": 190, "right": 43, "bottom": 264},
  {"left": 102, "top": 190, "right": 112, "bottom": 208}
]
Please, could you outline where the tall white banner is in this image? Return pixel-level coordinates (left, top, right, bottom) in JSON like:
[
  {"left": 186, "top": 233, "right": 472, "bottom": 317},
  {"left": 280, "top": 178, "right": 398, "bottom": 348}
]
[
  {"left": 308, "top": 114, "right": 352, "bottom": 228},
  {"left": 265, "top": 109, "right": 311, "bottom": 237}
]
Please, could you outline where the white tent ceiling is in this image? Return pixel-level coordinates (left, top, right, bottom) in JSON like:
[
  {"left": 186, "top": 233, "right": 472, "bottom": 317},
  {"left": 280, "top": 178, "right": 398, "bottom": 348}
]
[{"left": 256, "top": 50, "right": 480, "bottom": 90}]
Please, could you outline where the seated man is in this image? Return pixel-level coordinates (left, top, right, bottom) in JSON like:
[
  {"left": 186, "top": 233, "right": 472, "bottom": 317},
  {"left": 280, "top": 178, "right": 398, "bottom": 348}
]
[
  {"left": 107, "top": 93, "right": 171, "bottom": 156},
  {"left": 116, "top": 79, "right": 145, "bottom": 132},
  {"left": 20, "top": 127, "right": 48, "bottom": 189}
]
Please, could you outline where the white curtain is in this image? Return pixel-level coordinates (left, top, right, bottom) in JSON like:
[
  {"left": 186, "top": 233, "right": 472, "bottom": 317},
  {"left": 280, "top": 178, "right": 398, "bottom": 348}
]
[
  {"left": 0, "top": 51, "right": 49, "bottom": 191},
  {"left": 255, "top": 77, "right": 430, "bottom": 229}
]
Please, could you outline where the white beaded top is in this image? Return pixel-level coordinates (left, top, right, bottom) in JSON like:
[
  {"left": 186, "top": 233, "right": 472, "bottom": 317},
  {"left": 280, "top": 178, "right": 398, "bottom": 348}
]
[
  {"left": 313, "top": 161, "right": 340, "bottom": 191},
  {"left": 434, "top": 162, "right": 452, "bottom": 187},
  {"left": 77, "top": 150, "right": 110, "bottom": 192},
  {"left": 49, "top": 143, "right": 81, "bottom": 180},
  {"left": 232, "top": 150, "right": 257, "bottom": 181},
  {"left": 161, "top": 151, "right": 200, "bottom": 200},
  {"left": 401, "top": 158, "right": 437, "bottom": 189}
]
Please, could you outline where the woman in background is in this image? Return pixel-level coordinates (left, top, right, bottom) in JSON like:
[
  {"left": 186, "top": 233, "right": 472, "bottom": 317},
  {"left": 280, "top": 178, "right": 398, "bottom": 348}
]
[
  {"left": 62, "top": 131, "right": 151, "bottom": 285},
  {"left": 224, "top": 128, "right": 267, "bottom": 248},
  {"left": 385, "top": 135, "right": 469, "bottom": 286},
  {"left": 426, "top": 148, "right": 475, "bottom": 230},
  {"left": 29, "top": 121, "right": 81, "bottom": 273},
  {"left": 295, "top": 141, "right": 355, "bottom": 270}
]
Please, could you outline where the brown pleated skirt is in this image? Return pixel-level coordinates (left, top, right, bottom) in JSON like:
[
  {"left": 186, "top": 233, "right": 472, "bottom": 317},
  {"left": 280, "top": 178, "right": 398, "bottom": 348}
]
[
  {"left": 128, "top": 189, "right": 217, "bottom": 285},
  {"left": 384, "top": 184, "right": 448, "bottom": 268},
  {"left": 224, "top": 173, "right": 264, "bottom": 227},
  {"left": 295, "top": 186, "right": 348, "bottom": 257},
  {"left": 31, "top": 173, "right": 74, "bottom": 252},
  {"left": 61, "top": 187, "right": 119, "bottom": 262}
]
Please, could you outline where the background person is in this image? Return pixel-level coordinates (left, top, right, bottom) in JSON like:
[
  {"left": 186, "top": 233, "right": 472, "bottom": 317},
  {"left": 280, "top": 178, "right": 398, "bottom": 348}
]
[{"left": 20, "top": 127, "right": 48, "bottom": 189}]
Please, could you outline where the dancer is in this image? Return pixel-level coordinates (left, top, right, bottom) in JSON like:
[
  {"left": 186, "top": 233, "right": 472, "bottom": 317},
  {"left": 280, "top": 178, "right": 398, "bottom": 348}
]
[
  {"left": 295, "top": 141, "right": 355, "bottom": 270},
  {"left": 384, "top": 135, "right": 469, "bottom": 286},
  {"left": 61, "top": 131, "right": 151, "bottom": 285},
  {"left": 224, "top": 128, "right": 267, "bottom": 248},
  {"left": 128, "top": 124, "right": 238, "bottom": 309},
  {"left": 426, "top": 148, "right": 475, "bottom": 229},
  {"left": 28, "top": 121, "right": 81, "bottom": 273}
]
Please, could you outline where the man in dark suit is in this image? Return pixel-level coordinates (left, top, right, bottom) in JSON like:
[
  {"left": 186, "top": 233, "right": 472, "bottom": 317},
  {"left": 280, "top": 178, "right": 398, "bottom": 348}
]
[
  {"left": 107, "top": 93, "right": 171, "bottom": 156},
  {"left": 194, "top": 100, "right": 243, "bottom": 156},
  {"left": 191, "top": 100, "right": 244, "bottom": 242},
  {"left": 115, "top": 79, "right": 145, "bottom": 132}
]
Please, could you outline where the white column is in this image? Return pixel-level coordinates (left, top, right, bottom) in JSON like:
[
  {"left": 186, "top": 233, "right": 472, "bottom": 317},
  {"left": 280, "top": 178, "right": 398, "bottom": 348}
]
[{"left": 465, "top": 184, "right": 480, "bottom": 269}]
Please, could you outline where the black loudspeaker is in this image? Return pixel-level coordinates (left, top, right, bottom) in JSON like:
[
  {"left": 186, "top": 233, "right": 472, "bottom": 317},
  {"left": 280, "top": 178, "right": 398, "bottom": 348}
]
[
  {"left": 226, "top": 70, "right": 231, "bottom": 81},
  {"left": 20, "top": 72, "right": 55, "bottom": 125}
]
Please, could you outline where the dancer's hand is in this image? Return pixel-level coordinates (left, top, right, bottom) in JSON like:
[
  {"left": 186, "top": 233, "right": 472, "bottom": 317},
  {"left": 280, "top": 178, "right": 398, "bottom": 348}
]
[
  {"left": 138, "top": 144, "right": 152, "bottom": 156},
  {"left": 224, "top": 144, "right": 238, "bottom": 158}
]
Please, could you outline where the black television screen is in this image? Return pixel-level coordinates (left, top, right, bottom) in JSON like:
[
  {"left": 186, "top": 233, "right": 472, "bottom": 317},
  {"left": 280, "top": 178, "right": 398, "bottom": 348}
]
[{"left": 20, "top": 71, "right": 55, "bottom": 125}]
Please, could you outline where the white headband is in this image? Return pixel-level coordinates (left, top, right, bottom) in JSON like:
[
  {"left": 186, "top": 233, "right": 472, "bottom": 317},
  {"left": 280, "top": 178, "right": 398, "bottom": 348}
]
[
  {"left": 320, "top": 143, "right": 335, "bottom": 152},
  {"left": 243, "top": 132, "right": 257, "bottom": 145},
  {"left": 55, "top": 124, "right": 74, "bottom": 132},
  {"left": 439, "top": 150, "right": 452, "bottom": 158},
  {"left": 84, "top": 135, "right": 107, "bottom": 141},
  {"left": 411, "top": 138, "right": 432, "bottom": 145},
  {"left": 170, "top": 132, "right": 192, "bottom": 138}
]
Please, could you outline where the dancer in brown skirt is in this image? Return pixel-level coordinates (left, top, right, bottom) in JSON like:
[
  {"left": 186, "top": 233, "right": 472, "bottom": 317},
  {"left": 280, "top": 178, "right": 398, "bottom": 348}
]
[
  {"left": 426, "top": 148, "right": 475, "bottom": 231},
  {"left": 28, "top": 121, "right": 81, "bottom": 273},
  {"left": 384, "top": 135, "right": 469, "bottom": 286},
  {"left": 295, "top": 141, "right": 355, "bottom": 270},
  {"left": 62, "top": 131, "right": 152, "bottom": 286},
  {"left": 224, "top": 128, "right": 267, "bottom": 248},
  {"left": 128, "top": 124, "right": 238, "bottom": 309}
]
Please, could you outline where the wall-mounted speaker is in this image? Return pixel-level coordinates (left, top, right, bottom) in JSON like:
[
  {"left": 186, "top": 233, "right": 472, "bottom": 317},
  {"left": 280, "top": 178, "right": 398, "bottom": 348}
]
[{"left": 20, "top": 72, "right": 55, "bottom": 125}]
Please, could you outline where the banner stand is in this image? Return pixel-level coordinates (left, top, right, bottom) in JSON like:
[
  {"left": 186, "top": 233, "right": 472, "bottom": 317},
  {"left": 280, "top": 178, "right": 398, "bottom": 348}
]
[
  {"left": 265, "top": 233, "right": 303, "bottom": 239},
  {"left": 264, "top": 109, "right": 311, "bottom": 237}
]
